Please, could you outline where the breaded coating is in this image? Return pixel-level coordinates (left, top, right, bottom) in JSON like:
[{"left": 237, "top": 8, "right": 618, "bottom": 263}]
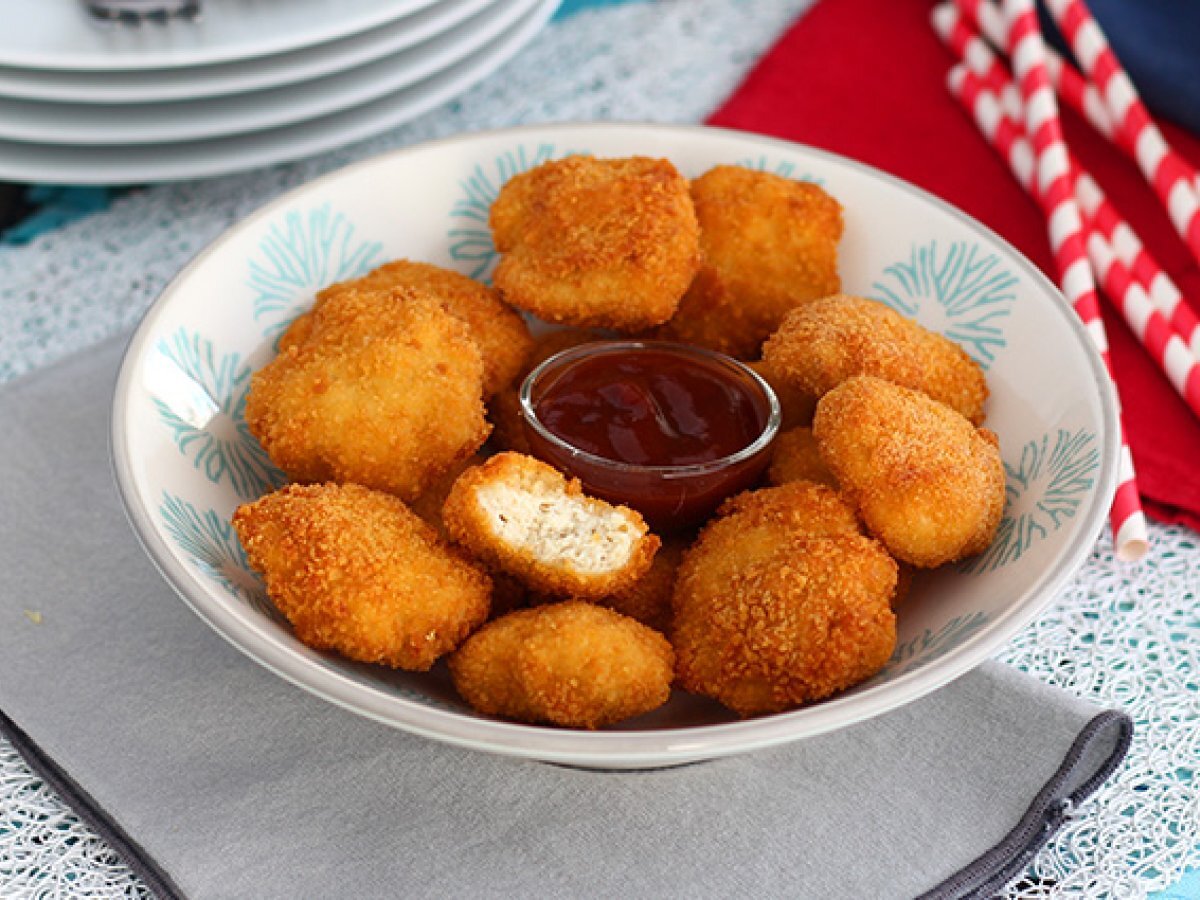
[
  {"left": 673, "top": 530, "right": 897, "bottom": 717},
  {"left": 595, "top": 540, "right": 684, "bottom": 634},
  {"left": 233, "top": 483, "right": 491, "bottom": 671},
  {"left": 442, "top": 452, "right": 660, "bottom": 598},
  {"left": 813, "top": 376, "right": 1005, "bottom": 567},
  {"left": 747, "top": 359, "right": 816, "bottom": 430},
  {"left": 449, "top": 600, "right": 674, "bottom": 728},
  {"left": 318, "top": 260, "right": 533, "bottom": 397},
  {"left": 656, "top": 165, "right": 843, "bottom": 359},
  {"left": 767, "top": 426, "right": 837, "bottom": 488},
  {"left": 245, "top": 287, "right": 491, "bottom": 501},
  {"left": 761, "top": 295, "right": 988, "bottom": 425},
  {"left": 714, "top": 481, "right": 862, "bottom": 539},
  {"left": 490, "top": 156, "right": 700, "bottom": 331},
  {"left": 489, "top": 327, "right": 603, "bottom": 455}
]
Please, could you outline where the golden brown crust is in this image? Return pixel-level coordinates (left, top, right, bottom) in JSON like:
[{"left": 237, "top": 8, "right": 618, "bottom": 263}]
[
  {"left": 673, "top": 530, "right": 897, "bottom": 717},
  {"left": 761, "top": 294, "right": 989, "bottom": 425},
  {"left": 233, "top": 482, "right": 491, "bottom": 671},
  {"left": 449, "top": 600, "right": 675, "bottom": 728},
  {"left": 317, "top": 260, "right": 533, "bottom": 397},
  {"left": 813, "top": 376, "right": 1006, "bottom": 568},
  {"left": 767, "top": 426, "right": 838, "bottom": 489},
  {"left": 714, "top": 481, "right": 862, "bottom": 537},
  {"left": 490, "top": 156, "right": 700, "bottom": 331},
  {"left": 654, "top": 165, "right": 843, "bottom": 359},
  {"left": 245, "top": 287, "right": 491, "bottom": 500},
  {"left": 441, "top": 452, "right": 660, "bottom": 599}
]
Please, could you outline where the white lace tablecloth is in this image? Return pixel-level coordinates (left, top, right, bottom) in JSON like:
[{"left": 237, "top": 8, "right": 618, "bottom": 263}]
[{"left": 1, "top": 1, "right": 1198, "bottom": 896}]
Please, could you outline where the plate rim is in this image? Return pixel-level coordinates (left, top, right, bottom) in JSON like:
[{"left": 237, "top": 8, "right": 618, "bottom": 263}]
[
  {"left": 0, "top": 0, "right": 505, "bottom": 105},
  {"left": 0, "top": 0, "right": 542, "bottom": 146},
  {"left": 110, "top": 122, "right": 1121, "bottom": 767},
  {"left": 0, "top": 0, "right": 559, "bottom": 185},
  {"left": 0, "top": 0, "right": 445, "bottom": 73}
]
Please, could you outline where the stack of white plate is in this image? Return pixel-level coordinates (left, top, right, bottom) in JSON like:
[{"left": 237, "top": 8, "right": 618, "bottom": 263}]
[{"left": 0, "top": 0, "right": 559, "bottom": 184}]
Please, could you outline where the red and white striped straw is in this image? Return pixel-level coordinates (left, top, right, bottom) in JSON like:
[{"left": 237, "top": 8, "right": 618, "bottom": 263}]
[
  {"left": 947, "top": 60, "right": 1149, "bottom": 559},
  {"left": 1075, "top": 173, "right": 1200, "bottom": 358},
  {"left": 1082, "top": 225, "right": 1200, "bottom": 419},
  {"left": 1044, "top": 0, "right": 1200, "bottom": 266},
  {"left": 932, "top": 4, "right": 1022, "bottom": 120},
  {"left": 1043, "top": 52, "right": 1115, "bottom": 141},
  {"left": 951, "top": 64, "right": 1200, "bottom": 417},
  {"left": 959, "top": 0, "right": 1200, "bottom": 195},
  {"left": 1042, "top": 53, "right": 1200, "bottom": 200},
  {"left": 953, "top": 0, "right": 1089, "bottom": 119}
]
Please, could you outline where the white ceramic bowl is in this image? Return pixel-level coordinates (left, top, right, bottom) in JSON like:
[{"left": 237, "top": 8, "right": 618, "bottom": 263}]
[{"left": 112, "top": 123, "right": 1119, "bottom": 769}]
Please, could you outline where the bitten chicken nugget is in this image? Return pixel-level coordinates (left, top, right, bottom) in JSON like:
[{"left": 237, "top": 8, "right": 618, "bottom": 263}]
[
  {"left": 449, "top": 600, "right": 674, "bottom": 728},
  {"left": 761, "top": 295, "right": 988, "bottom": 425},
  {"left": 233, "top": 483, "right": 491, "bottom": 671},
  {"left": 655, "top": 165, "right": 843, "bottom": 359},
  {"left": 490, "top": 156, "right": 700, "bottom": 330},
  {"left": 442, "top": 452, "right": 660, "bottom": 598},
  {"left": 813, "top": 376, "right": 1005, "bottom": 567},
  {"left": 318, "top": 260, "right": 533, "bottom": 397},
  {"left": 489, "top": 327, "right": 604, "bottom": 455},
  {"left": 767, "top": 426, "right": 837, "bottom": 488},
  {"left": 673, "top": 528, "right": 897, "bottom": 717},
  {"left": 246, "top": 287, "right": 490, "bottom": 501}
]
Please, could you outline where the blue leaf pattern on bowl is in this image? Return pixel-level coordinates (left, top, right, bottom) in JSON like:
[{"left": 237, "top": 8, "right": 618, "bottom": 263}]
[
  {"left": 247, "top": 202, "right": 383, "bottom": 340},
  {"left": 872, "top": 240, "right": 1017, "bottom": 368},
  {"left": 961, "top": 427, "right": 1100, "bottom": 574},
  {"left": 881, "top": 610, "right": 991, "bottom": 678},
  {"left": 447, "top": 143, "right": 588, "bottom": 281},
  {"left": 159, "top": 491, "right": 281, "bottom": 624},
  {"left": 151, "top": 328, "right": 284, "bottom": 500}
]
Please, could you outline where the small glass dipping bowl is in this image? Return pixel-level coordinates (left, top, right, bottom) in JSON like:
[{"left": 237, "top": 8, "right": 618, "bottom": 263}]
[{"left": 519, "top": 340, "right": 781, "bottom": 531}]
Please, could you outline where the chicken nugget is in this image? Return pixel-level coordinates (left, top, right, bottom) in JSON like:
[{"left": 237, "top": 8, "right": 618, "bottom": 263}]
[
  {"left": 491, "top": 156, "right": 700, "bottom": 331},
  {"left": 714, "top": 480, "right": 861, "bottom": 540},
  {"left": 442, "top": 452, "right": 660, "bottom": 598},
  {"left": 488, "top": 327, "right": 604, "bottom": 455},
  {"left": 655, "top": 165, "right": 843, "bottom": 359},
  {"left": 318, "top": 260, "right": 533, "bottom": 397},
  {"left": 813, "top": 376, "right": 1005, "bottom": 567},
  {"left": 450, "top": 600, "right": 674, "bottom": 728},
  {"left": 246, "top": 287, "right": 490, "bottom": 500},
  {"left": 767, "top": 426, "right": 837, "bottom": 488},
  {"left": 761, "top": 294, "right": 988, "bottom": 425},
  {"left": 233, "top": 482, "right": 491, "bottom": 670},
  {"left": 673, "top": 529, "right": 897, "bottom": 717}
]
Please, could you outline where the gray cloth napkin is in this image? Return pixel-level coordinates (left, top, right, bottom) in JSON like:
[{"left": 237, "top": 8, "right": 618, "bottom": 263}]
[{"left": 0, "top": 337, "right": 1131, "bottom": 900}]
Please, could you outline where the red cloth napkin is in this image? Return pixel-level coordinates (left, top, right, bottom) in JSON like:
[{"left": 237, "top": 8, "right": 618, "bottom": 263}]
[{"left": 708, "top": 0, "right": 1200, "bottom": 532}]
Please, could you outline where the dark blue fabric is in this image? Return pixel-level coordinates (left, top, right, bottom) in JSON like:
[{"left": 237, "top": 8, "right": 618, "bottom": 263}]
[{"left": 1040, "top": 0, "right": 1200, "bottom": 135}]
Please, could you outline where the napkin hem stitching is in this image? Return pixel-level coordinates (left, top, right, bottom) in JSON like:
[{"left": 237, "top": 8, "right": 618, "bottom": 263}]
[{"left": 0, "top": 708, "right": 186, "bottom": 900}]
